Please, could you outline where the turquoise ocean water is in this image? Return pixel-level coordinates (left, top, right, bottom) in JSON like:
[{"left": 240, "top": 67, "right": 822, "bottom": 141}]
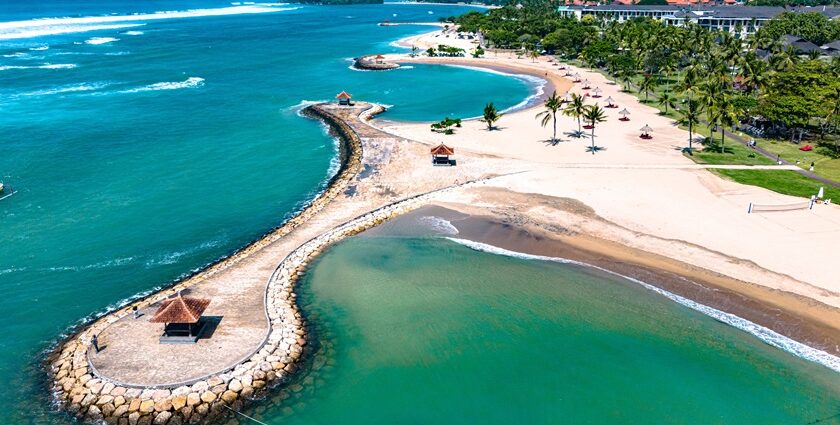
[
  {"left": 0, "top": 2, "right": 533, "bottom": 422},
  {"left": 264, "top": 234, "right": 840, "bottom": 424}
]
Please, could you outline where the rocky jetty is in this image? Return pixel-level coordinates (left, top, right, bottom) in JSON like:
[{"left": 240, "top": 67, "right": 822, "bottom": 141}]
[
  {"left": 353, "top": 55, "right": 399, "bottom": 71},
  {"left": 47, "top": 102, "right": 484, "bottom": 424}
]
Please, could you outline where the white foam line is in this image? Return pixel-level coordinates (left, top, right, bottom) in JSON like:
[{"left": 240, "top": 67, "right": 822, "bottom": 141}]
[
  {"left": 446, "top": 237, "right": 840, "bottom": 374},
  {"left": 443, "top": 64, "right": 546, "bottom": 113},
  {"left": 0, "top": 5, "right": 297, "bottom": 40},
  {"left": 85, "top": 36, "right": 119, "bottom": 45},
  {"left": 119, "top": 76, "right": 204, "bottom": 93},
  {"left": 0, "top": 63, "right": 76, "bottom": 70},
  {"left": 19, "top": 82, "right": 111, "bottom": 97}
]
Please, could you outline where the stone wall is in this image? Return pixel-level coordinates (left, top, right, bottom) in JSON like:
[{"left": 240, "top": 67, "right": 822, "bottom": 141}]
[{"left": 47, "top": 102, "right": 481, "bottom": 424}]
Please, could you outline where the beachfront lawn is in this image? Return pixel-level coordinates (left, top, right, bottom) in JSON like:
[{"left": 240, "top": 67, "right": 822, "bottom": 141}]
[
  {"left": 714, "top": 169, "right": 840, "bottom": 201},
  {"left": 693, "top": 141, "right": 776, "bottom": 166},
  {"left": 758, "top": 139, "right": 840, "bottom": 182}
]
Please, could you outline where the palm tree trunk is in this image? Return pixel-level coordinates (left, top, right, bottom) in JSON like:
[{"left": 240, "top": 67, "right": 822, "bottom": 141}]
[
  {"left": 591, "top": 126, "right": 596, "bottom": 154},
  {"left": 689, "top": 124, "right": 693, "bottom": 150},
  {"left": 720, "top": 127, "right": 725, "bottom": 153},
  {"left": 577, "top": 117, "right": 581, "bottom": 134},
  {"left": 552, "top": 113, "right": 557, "bottom": 143}
]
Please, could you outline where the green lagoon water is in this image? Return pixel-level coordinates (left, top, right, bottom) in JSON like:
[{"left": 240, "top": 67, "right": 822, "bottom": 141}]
[{"left": 249, "top": 235, "right": 840, "bottom": 424}]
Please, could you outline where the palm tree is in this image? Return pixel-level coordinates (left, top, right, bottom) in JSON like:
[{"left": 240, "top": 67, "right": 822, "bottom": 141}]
[
  {"left": 563, "top": 93, "right": 586, "bottom": 137},
  {"left": 536, "top": 91, "right": 563, "bottom": 144},
  {"left": 677, "top": 98, "right": 704, "bottom": 151},
  {"left": 712, "top": 97, "right": 738, "bottom": 154},
  {"left": 481, "top": 102, "right": 503, "bottom": 131},
  {"left": 638, "top": 74, "right": 658, "bottom": 102},
  {"left": 582, "top": 104, "right": 608, "bottom": 154},
  {"left": 658, "top": 91, "right": 677, "bottom": 115}
]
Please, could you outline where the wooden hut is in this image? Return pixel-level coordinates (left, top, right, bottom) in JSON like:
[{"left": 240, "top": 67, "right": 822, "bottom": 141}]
[
  {"left": 336, "top": 90, "right": 352, "bottom": 106},
  {"left": 431, "top": 143, "right": 455, "bottom": 166},
  {"left": 150, "top": 295, "right": 210, "bottom": 344}
]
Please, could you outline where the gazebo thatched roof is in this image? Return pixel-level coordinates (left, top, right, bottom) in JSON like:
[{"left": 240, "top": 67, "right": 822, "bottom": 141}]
[
  {"left": 150, "top": 296, "right": 210, "bottom": 324},
  {"left": 336, "top": 91, "right": 352, "bottom": 100},
  {"left": 430, "top": 143, "right": 455, "bottom": 156}
]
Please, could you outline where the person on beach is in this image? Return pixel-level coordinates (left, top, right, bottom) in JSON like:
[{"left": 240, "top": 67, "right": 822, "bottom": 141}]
[
  {"left": 810, "top": 161, "right": 815, "bottom": 172},
  {"left": 91, "top": 334, "right": 100, "bottom": 353},
  {"left": 132, "top": 306, "right": 139, "bottom": 319}
]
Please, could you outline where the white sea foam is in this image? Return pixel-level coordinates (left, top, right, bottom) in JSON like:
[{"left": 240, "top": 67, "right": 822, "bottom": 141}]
[
  {"left": 0, "top": 5, "right": 295, "bottom": 40},
  {"left": 45, "top": 256, "right": 136, "bottom": 272},
  {"left": 447, "top": 237, "right": 840, "bottom": 374},
  {"left": 29, "top": 45, "right": 49, "bottom": 50},
  {"left": 145, "top": 239, "right": 223, "bottom": 267},
  {"left": 104, "top": 51, "right": 130, "bottom": 56},
  {"left": 85, "top": 36, "right": 119, "bottom": 45},
  {"left": 3, "top": 51, "right": 28, "bottom": 58},
  {"left": 287, "top": 99, "right": 326, "bottom": 117},
  {"left": 418, "top": 216, "right": 459, "bottom": 235},
  {"left": 122, "top": 30, "right": 144, "bottom": 35},
  {"left": 20, "top": 81, "right": 110, "bottom": 97},
  {"left": 120, "top": 76, "right": 205, "bottom": 93},
  {"left": 0, "top": 63, "right": 76, "bottom": 70}
]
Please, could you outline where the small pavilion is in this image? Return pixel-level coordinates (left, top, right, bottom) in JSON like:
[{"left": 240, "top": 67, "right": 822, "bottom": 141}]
[
  {"left": 336, "top": 90, "right": 352, "bottom": 106},
  {"left": 430, "top": 143, "right": 455, "bottom": 166},
  {"left": 150, "top": 295, "right": 211, "bottom": 344},
  {"left": 375, "top": 54, "right": 385, "bottom": 64}
]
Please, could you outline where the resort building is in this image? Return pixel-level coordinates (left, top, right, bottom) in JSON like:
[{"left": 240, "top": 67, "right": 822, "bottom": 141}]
[{"left": 557, "top": 5, "right": 840, "bottom": 35}]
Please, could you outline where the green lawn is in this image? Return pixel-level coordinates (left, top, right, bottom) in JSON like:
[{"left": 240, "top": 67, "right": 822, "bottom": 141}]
[
  {"left": 714, "top": 169, "right": 840, "bottom": 201},
  {"left": 758, "top": 139, "right": 840, "bottom": 182},
  {"left": 692, "top": 141, "right": 776, "bottom": 166}
]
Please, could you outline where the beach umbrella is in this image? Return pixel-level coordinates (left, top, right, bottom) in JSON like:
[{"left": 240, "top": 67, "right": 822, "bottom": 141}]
[
  {"left": 604, "top": 96, "right": 614, "bottom": 106},
  {"left": 593, "top": 87, "right": 602, "bottom": 97},
  {"left": 582, "top": 79, "right": 591, "bottom": 88},
  {"left": 640, "top": 124, "right": 652, "bottom": 133},
  {"left": 619, "top": 108, "right": 630, "bottom": 120}
]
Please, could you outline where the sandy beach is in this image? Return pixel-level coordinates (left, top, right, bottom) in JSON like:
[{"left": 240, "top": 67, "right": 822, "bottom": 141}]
[{"left": 371, "top": 28, "right": 840, "bottom": 350}]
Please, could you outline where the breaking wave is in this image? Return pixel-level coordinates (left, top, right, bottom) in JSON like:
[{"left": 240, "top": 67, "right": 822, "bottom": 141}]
[
  {"left": 19, "top": 82, "right": 111, "bottom": 97},
  {"left": 0, "top": 63, "right": 76, "bottom": 70},
  {"left": 85, "top": 36, "right": 118, "bottom": 45},
  {"left": 119, "top": 77, "right": 205, "bottom": 93},
  {"left": 418, "top": 216, "right": 459, "bottom": 235},
  {"left": 0, "top": 5, "right": 296, "bottom": 40},
  {"left": 447, "top": 237, "right": 840, "bottom": 374},
  {"left": 122, "top": 30, "right": 144, "bottom": 35}
]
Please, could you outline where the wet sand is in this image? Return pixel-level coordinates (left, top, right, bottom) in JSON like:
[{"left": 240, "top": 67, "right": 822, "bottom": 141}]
[{"left": 393, "top": 202, "right": 840, "bottom": 357}]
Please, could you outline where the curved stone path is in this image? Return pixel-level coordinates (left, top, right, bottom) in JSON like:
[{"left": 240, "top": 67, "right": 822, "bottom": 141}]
[{"left": 48, "top": 101, "right": 519, "bottom": 424}]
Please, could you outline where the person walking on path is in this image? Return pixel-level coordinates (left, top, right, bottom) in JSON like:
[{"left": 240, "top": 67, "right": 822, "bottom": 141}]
[
  {"left": 91, "top": 334, "right": 100, "bottom": 353},
  {"left": 810, "top": 161, "right": 815, "bottom": 172},
  {"left": 132, "top": 306, "right": 139, "bottom": 319}
]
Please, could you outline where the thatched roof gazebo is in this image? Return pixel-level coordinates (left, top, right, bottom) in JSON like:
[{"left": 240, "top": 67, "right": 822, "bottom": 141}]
[
  {"left": 619, "top": 108, "right": 630, "bottom": 121},
  {"left": 150, "top": 295, "right": 210, "bottom": 344},
  {"left": 431, "top": 143, "right": 455, "bottom": 166},
  {"left": 336, "top": 90, "right": 352, "bottom": 106}
]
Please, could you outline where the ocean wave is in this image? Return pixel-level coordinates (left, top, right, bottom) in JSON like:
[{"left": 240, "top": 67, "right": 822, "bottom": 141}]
[
  {"left": 3, "top": 51, "right": 29, "bottom": 58},
  {"left": 0, "top": 5, "right": 295, "bottom": 40},
  {"left": 29, "top": 45, "right": 49, "bottom": 50},
  {"left": 0, "top": 267, "right": 26, "bottom": 276},
  {"left": 0, "top": 23, "right": 144, "bottom": 41},
  {"left": 145, "top": 239, "right": 223, "bottom": 267},
  {"left": 418, "top": 216, "right": 459, "bottom": 235},
  {"left": 119, "top": 76, "right": 204, "bottom": 93},
  {"left": 104, "top": 51, "right": 130, "bottom": 56},
  {"left": 44, "top": 256, "right": 136, "bottom": 272},
  {"left": 287, "top": 100, "right": 326, "bottom": 117},
  {"left": 20, "top": 81, "right": 111, "bottom": 97},
  {"left": 0, "top": 63, "right": 76, "bottom": 70},
  {"left": 85, "top": 36, "right": 118, "bottom": 45},
  {"left": 447, "top": 237, "right": 840, "bottom": 374},
  {"left": 122, "top": 30, "right": 144, "bottom": 35}
]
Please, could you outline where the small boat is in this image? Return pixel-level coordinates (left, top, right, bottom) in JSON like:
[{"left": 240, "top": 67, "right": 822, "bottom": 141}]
[{"left": 0, "top": 182, "right": 4, "bottom": 193}]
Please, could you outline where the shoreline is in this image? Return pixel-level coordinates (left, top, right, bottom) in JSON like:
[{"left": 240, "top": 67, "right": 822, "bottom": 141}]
[
  {"left": 400, "top": 203, "right": 840, "bottom": 366},
  {"left": 43, "top": 24, "right": 840, "bottom": 424}
]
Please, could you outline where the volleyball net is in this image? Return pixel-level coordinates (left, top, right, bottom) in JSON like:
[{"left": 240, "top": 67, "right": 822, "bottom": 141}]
[{"left": 748, "top": 199, "right": 814, "bottom": 213}]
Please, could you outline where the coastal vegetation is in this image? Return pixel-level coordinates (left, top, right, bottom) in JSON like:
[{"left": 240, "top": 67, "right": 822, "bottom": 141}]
[
  {"left": 431, "top": 117, "right": 462, "bottom": 134},
  {"left": 425, "top": 44, "right": 466, "bottom": 57},
  {"left": 481, "top": 102, "right": 503, "bottom": 130},
  {"left": 536, "top": 91, "right": 563, "bottom": 144},
  {"left": 449, "top": 1, "right": 840, "bottom": 197}
]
